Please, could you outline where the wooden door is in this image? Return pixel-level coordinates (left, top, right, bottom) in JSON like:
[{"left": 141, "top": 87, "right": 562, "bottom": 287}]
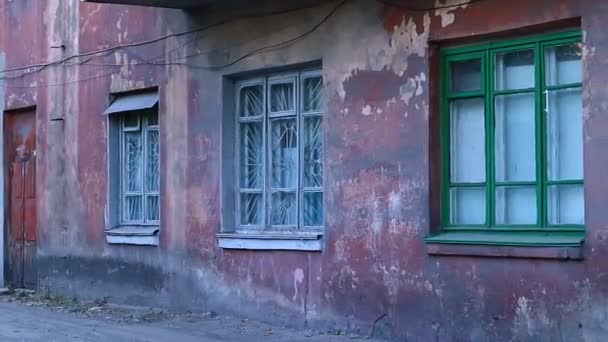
[{"left": 5, "top": 109, "right": 37, "bottom": 289}]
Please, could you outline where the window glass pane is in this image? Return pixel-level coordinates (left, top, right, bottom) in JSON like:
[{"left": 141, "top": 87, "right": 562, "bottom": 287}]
[
  {"left": 303, "top": 116, "right": 323, "bottom": 187},
  {"left": 147, "top": 195, "right": 159, "bottom": 221},
  {"left": 547, "top": 87, "right": 583, "bottom": 181},
  {"left": 123, "top": 114, "right": 139, "bottom": 129},
  {"left": 146, "top": 129, "right": 160, "bottom": 192},
  {"left": 450, "top": 98, "right": 485, "bottom": 183},
  {"left": 241, "top": 192, "right": 263, "bottom": 225},
  {"left": 545, "top": 43, "right": 582, "bottom": 86},
  {"left": 303, "top": 76, "right": 323, "bottom": 112},
  {"left": 304, "top": 192, "right": 323, "bottom": 226},
  {"left": 125, "top": 195, "right": 142, "bottom": 221},
  {"left": 495, "top": 93, "right": 536, "bottom": 182},
  {"left": 271, "top": 191, "right": 297, "bottom": 225},
  {"left": 124, "top": 131, "right": 143, "bottom": 191},
  {"left": 548, "top": 184, "right": 584, "bottom": 225},
  {"left": 239, "top": 85, "right": 263, "bottom": 117},
  {"left": 451, "top": 59, "right": 481, "bottom": 93},
  {"left": 270, "top": 82, "right": 294, "bottom": 112},
  {"left": 450, "top": 187, "right": 485, "bottom": 225},
  {"left": 147, "top": 110, "right": 159, "bottom": 126},
  {"left": 495, "top": 186, "right": 537, "bottom": 225},
  {"left": 495, "top": 49, "right": 535, "bottom": 90},
  {"left": 271, "top": 118, "right": 298, "bottom": 188},
  {"left": 239, "top": 122, "right": 264, "bottom": 189}
]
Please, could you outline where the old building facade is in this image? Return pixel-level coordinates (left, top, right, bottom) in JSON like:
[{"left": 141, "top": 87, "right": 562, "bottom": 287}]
[{"left": 0, "top": 0, "right": 606, "bottom": 340}]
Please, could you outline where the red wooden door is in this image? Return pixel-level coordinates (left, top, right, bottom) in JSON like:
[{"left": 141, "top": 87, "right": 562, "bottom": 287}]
[{"left": 5, "top": 109, "right": 37, "bottom": 289}]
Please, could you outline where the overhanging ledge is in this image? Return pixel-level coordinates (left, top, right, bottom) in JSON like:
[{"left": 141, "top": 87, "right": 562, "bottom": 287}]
[
  {"left": 81, "top": 0, "right": 325, "bottom": 10},
  {"left": 82, "top": 0, "right": 212, "bottom": 9}
]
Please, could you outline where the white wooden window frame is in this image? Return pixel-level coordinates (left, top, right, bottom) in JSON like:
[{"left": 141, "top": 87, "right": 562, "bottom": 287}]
[
  {"left": 234, "top": 69, "right": 324, "bottom": 232},
  {"left": 119, "top": 110, "right": 160, "bottom": 226}
]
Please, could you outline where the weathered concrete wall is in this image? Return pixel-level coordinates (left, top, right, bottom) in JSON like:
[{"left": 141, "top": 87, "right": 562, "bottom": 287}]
[{"left": 2, "top": 0, "right": 608, "bottom": 340}]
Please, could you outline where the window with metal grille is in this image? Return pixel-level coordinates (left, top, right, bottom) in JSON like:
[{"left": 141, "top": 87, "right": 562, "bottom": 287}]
[
  {"left": 235, "top": 70, "right": 323, "bottom": 230},
  {"left": 119, "top": 109, "right": 160, "bottom": 225}
]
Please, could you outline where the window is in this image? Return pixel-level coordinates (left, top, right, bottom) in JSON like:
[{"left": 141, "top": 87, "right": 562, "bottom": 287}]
[
  {"left": 120, "top": 109, "right": 160, "bottom": 225},
  {"left": 440, "top": 31, "right": 584, "bottom": 232},
  {"left": 235, "top": 70, "right": 323, "bottom": 231},
  {"left": 105, "top": 90, "right": 160, "bottom": 246}
]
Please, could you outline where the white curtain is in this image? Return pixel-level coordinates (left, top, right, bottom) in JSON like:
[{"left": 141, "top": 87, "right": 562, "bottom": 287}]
[
  {"left": 494, "top": 50, "right": 537, "bottom": 224},
  {"left": 450, "top": 98, "right": 486, "bottom": 224},
  {"left": 545, "top": 44, "right": 584, "bottom": 224}
]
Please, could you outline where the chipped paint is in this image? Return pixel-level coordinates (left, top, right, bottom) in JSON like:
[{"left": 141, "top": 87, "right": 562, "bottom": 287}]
[
  {"left": 513, "top": 297, "right": 534, "bottom": 337},
  {"left": 331, "top": 12, "right": 430, "bottom": 102},
  {"left": 399, "top": 71, "right": 426, "bottom": 111},
  {"left": 434, "top": 0, "right": 469, "bottom": 28},
  {"left": 293, "top": 268, "right": 304, "bottom": 301},
  {"left": 361, "top": 104, "right": 372, "bottom": 116}
]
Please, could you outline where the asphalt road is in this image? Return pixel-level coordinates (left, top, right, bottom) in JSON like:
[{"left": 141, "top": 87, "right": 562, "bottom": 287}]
[{"left": 0, "top": 300, "right": 372, "bottom": 342}]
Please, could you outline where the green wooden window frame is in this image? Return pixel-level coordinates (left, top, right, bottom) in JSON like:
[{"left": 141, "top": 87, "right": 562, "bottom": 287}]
[{"left": 439, "top": 30, "right": 584, "bottom": 234}]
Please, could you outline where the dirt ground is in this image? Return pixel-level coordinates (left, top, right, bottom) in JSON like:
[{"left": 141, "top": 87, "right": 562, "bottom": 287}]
[{"left": 0, "top": 290, "right": 380, "bottom": 342}]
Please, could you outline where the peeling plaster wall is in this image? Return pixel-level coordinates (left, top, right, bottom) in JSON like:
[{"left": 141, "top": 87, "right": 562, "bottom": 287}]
[{"left": 3, "top": 0, "right": 608, "bottom": 340}]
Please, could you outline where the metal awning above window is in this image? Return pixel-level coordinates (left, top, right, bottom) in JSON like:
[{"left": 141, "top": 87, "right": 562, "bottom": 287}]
[{"left": 104, "top": 91, "right": 159, "bottom": 115}]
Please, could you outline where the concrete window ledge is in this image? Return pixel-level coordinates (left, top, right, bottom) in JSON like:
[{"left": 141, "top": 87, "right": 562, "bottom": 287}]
[
  {"left": 217, "top": 232, "right": 323, "bottom": 251},
  {"left": 106, "top": 226, "right": 159, "bottom": 246},
  {"left": 427, "top": 244, "right": 583, "bottom": 260},
  {"left": 425, "top": 231, "right": 585, "bottom": 260}
]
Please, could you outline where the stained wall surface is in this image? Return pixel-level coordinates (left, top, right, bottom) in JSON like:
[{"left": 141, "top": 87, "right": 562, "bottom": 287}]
[{"left": 1, "top": 0, "right": 607, "bottom": 340}]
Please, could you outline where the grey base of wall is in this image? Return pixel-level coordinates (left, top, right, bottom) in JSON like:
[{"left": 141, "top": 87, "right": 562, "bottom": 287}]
[
  {"left": 36, "top": 255, "right": 369, "bottom": 337},
  {"left": 34, "top": 254, "right": 598, "bottom": 340}
]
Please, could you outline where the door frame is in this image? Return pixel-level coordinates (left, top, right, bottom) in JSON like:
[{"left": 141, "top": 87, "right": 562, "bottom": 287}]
[{"left": 2, "top": 105, "right": 37, "bottom": 288}]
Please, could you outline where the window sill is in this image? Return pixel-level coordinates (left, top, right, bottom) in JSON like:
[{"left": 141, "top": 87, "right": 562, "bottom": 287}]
[
  {"left": 425, "top": 230, "right": 584, "bottom": 259},
  {"left": 105, "top": 226, "right": 159, "bottom": 246},
  {"left": 217, "top": 231, "right": 323, "bottom": 251}
]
